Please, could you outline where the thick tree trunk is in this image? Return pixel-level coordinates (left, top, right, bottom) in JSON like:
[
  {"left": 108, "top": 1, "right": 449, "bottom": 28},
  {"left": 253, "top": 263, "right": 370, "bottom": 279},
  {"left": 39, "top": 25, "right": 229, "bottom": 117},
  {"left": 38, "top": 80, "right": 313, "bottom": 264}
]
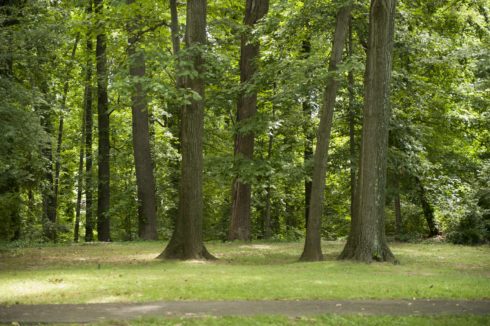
[
  {"left": 228, "top": 0, "right": 269, "bottom": 241},
  {"left": 127, "top": 0, "right": 158, "bottom": 240},
  {"left": 84, "top": 0, "right": 94, "bottom": 242},
  {"left": 415, "top": 177, "right": 439, "bottom": 237},
  {"left": 95, "top": 0, "right": 111, "bottom": 241},
  {"left": 300, "top": 4, "right": 352, "bottom": 262},
  {"left": 339, "top": 0, "right": 397, "bottom": 263},
  {"left": 158, "top": 0, "right": 214, "bottom": 260}
]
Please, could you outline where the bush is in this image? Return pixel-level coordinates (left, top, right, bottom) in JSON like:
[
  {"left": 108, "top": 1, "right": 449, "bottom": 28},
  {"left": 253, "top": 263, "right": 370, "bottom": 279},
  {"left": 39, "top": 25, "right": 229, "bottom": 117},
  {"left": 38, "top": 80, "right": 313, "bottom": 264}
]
[{"left": 447, "top": 209, "right": 487, "bottom": 245}]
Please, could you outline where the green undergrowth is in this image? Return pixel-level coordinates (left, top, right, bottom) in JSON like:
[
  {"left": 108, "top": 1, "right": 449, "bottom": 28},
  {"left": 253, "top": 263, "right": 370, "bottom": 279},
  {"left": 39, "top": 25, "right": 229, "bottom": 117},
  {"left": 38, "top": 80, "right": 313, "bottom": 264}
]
[{"left": 0, "top": 241, "right": 489, "bottom": 304}]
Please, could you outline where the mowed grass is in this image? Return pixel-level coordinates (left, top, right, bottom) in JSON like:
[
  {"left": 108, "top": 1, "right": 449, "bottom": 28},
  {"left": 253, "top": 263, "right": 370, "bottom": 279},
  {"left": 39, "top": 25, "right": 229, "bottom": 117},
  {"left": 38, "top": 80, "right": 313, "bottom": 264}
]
[
  {"left": 93, "top": 315, "right": 490, "bottom": 326},
  {"left": 0, "top": 241, "right": 489, "bottom": 304}
]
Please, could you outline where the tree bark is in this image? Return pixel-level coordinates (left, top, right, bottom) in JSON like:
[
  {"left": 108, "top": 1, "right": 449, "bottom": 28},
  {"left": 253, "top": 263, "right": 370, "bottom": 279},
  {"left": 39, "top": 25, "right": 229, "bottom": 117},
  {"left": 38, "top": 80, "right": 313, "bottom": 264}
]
[
  {"left": 339, "top": 0, "right": 397, "bottom": 263},
  {"left": 95, "top": 0, "right": 111, "bottom": 241},
  {"left": 228, "top": 0, "right": 269, "bottom": 241},
  {"left": 300, "top": 4, "right": 352, "bottom": 262},
  {"left": 127, "top": 0, "right": 158, "bottom": 240},
  {"left": 84, "top": 0, "right": 94, "bottom": 242},
  {"left": 415, "top": 176, "right": 439, "bottom": 237},
  {"left": 158, "top": 0, "right": 215, "bottom": 260}
]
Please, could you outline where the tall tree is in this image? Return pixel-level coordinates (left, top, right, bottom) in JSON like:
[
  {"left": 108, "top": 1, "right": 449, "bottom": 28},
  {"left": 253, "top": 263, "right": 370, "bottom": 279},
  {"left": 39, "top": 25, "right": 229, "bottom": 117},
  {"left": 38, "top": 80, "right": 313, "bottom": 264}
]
[
  {"left": 53, "top": 35, "right": 79, "bottom": 232},
  {"left": 229, "top": 0, "right": 269, "bottom": 241},
  {"left": 95, "top": 0, "right": 111, "bottom": 241},
  {"left": 347, "top": 17, "right": 357, "bottom": 217},
  {"left": 158, "top": 0, "right": 214, "bottom": 260},
  {"left": 302, "top": 39, "right": 313, "bottom": 229},
  {"left": 84, "top": 0, "right": 95, "bottom": 242},
  {"left": 415, "top": 176, "right": 440, "bottom": 237},
  {"left": 127, "top": 0, "right": 158, "bottom": 240},
  {"left": 300, "top": 3, "right": 352, "bottom": 261},
  {"left": 339, "top": 0, "right": 397, "bottom": 263}
]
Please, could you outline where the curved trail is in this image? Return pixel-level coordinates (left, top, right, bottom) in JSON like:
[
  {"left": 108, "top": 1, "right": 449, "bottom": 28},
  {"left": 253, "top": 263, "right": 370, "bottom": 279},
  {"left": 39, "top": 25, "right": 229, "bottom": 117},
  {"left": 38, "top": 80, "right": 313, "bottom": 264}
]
[{"left": 1, "top": 299, "right": 489, "bottom": 323}]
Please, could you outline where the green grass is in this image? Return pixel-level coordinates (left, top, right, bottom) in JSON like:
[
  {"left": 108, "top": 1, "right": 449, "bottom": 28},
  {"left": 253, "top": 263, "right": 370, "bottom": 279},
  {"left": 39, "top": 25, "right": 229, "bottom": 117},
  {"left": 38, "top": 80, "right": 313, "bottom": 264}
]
[
  {"left": 0, "top": 241, "right": 489, "bottom": 304},
  {"left": 92, "top": 315, "right": 490, "bottom": 326}
]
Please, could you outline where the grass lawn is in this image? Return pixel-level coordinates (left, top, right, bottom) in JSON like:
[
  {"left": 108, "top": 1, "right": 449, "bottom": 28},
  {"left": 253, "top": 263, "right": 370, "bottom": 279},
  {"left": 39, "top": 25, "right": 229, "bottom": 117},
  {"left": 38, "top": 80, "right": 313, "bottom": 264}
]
[
  {"left": 0, "top": 241, "right": 489, "bottom": 305},
  {"left": 93, "top": 315, "right": 490, "bottom": 326}
]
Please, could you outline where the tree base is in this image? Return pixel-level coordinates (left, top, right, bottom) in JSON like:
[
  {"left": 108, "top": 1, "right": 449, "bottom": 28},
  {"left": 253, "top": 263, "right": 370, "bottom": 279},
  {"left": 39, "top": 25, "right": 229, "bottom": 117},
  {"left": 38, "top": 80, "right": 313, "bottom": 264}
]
[
  {"left": 338, "top": 241, "right": 396, "bottom": 264},
  {"left": 299, "top": 247, "right": 324, "bottom": 262},
  {"left": 156, "top": 242, "right": 216, "bottom": 260}
]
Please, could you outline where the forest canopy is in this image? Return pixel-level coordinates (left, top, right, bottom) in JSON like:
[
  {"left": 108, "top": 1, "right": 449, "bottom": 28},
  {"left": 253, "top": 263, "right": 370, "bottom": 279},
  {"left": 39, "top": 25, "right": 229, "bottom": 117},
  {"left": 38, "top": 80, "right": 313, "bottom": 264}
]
[{"left": 0, "top": 0, "right": 489, "bottom": 259}]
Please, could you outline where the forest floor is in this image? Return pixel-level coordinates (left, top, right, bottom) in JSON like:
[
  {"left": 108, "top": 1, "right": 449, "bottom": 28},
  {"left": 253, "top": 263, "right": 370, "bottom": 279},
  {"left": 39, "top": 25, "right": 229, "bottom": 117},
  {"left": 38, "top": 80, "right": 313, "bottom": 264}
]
[{"left": 0, "top": 241, "right": 489, "bottom": 324}]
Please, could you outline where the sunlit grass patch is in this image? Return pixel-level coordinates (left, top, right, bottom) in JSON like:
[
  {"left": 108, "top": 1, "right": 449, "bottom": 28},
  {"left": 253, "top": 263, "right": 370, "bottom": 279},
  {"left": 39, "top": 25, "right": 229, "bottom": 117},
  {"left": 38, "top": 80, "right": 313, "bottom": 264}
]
[{"left": 0, "top": 241, "right": 489, "bottom": 304}]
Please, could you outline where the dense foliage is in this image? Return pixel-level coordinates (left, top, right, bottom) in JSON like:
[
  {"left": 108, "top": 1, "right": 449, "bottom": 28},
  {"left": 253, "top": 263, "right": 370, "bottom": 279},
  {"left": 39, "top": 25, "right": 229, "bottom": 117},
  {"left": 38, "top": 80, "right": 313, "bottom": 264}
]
[{"left": 0, "top": 0, "right": 488, "bottom": 245}]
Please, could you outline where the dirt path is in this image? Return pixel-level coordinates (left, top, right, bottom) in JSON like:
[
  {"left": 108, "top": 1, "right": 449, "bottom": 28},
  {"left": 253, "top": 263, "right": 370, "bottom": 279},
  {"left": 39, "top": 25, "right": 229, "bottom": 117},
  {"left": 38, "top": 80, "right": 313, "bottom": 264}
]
[{"left": 0, "top": 300, "right": 489, "bottom": 323}]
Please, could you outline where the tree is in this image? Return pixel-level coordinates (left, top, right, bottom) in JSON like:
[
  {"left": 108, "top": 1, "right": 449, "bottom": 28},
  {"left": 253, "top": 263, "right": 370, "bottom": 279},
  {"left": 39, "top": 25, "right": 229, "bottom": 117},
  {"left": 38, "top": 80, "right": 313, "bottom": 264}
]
[
  {"left": 84, "top": 0, "right": 95, "bottom": 242},
  {"left": 95, "top": 0, "right": 111, "bottom": 241},
  {"left": 228, "top": 0, "right": 269, "bottom": 241},
  {"left": 339, "top": 0, "right": 397, "bottom": 263},
  {"left": 300, "top": 3, "right": 352, "bottom": 261},
  {"left": 127, "top": 0, "right": 158, "bottom": 240},
  {"left": 158, "top": 0, "right": 214, "bottom": 260}
]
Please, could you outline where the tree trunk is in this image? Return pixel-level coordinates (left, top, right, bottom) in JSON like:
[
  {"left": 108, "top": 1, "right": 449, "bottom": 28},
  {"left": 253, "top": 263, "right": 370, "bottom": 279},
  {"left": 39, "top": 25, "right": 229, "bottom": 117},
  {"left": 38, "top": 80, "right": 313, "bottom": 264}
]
[
  {"left": 228, "top": 0, "right": 269, "bottom": 241},
  {"left": 302, "top": 39, "right": 313, "bottom": 230},
  {"left": 74, "top": 107, "right": 85, "bottom": 242},
  {"left": 84, "top": 0, "right": 94, "bottom": 242},
  {"left": 95, "top": 0, "right": 111, "bottom": 241},
  {"left": 339, "top": 0, "right": 397, "bottom": 263},
  {"left": 127, "top": 0, "right": 158, "bottom": 240},
  {"left": 38, "top": 81, "right": 57, "bottom": 242},
  {"left": 394, "top": 192, "right": 403, "bottom": 238},
  {"left": 263, "top": 113, "right": 274, "bottom": 239},
  {"left": 415, "top": 177, "right": 439, "bottom": 237},
  {"left": 166, "top": 0, "right": 183, "bottom": 226},
  {"left": 53, "top": 36, "right": 79, "bottom": 231},
  {"left": 158, "top": 0, "right": 214, "bottom": 260},
  {"left": 300, "top": 4, "right": 352, "bottom": 262},
  {"left": 347, "top": 17, "right": 357, "bottom": 217}
]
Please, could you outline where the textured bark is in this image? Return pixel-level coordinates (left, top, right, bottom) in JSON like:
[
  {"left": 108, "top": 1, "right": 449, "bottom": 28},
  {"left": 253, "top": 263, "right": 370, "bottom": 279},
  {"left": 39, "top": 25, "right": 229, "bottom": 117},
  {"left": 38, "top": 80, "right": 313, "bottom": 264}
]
[
  {"left": 158, "top": 0, "right": 215, "bottom": 260},
  {"left": 300, "top": 4, "right": 352, "bottom": 262},
  {"left": 84, "top": 0, "right": 94, "bottom": 242},
  {"left": 339, "top": 0, "right": 397, "bottom": 263},
  {"left": 95, "top": 0, "right": 111, "bottom": 241},
  {"left": 415, "top": 177, "right": 439, "bottom": 237},
  {"left": 54, "top": 36, "right": 79, "bottom": 230},
  {"left": 127, "top": 0, "right": 158, "bottom": 240},
  {"left": 228, "top": 0, "right": 269, "bottom": 241}
]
